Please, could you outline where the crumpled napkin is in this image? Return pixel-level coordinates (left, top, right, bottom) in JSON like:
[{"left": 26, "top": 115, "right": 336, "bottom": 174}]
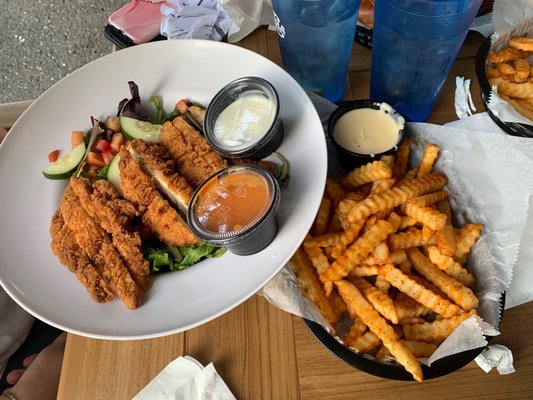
[
  {"left": 160, "top": 0, "right": 232, "bottom": 41},
  {"left": 475, "top": 345, "right": 516, "bottom": 375},
  {"left": 454, "top": 76, "right": 476, "bottom": 119},
  {"left": 133, "top": 356, "right": 236, "bottom": 400}
]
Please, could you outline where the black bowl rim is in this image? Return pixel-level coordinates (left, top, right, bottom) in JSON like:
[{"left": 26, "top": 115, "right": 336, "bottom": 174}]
[
  {"left": 475, "top": 34, "right": 533, "bottom": 138},
  {"left": 327, "top": 99, "right": 407, "bottom": 160},
  {"left": 303, "top": 292, "right": 505, "bottom": 381}
]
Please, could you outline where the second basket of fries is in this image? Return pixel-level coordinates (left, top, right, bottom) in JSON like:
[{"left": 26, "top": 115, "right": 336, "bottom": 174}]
[
  {"left": 280, "top": 130, "right": 512, "bottom": 383},
  {"left": 477, "top": 15, "right": 533, "bottom": 137}
]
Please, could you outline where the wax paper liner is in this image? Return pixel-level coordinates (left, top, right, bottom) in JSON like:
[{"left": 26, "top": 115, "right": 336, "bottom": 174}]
[
  {"left": 260, "top": 92, "right": 533, "bottom": 367},
  {"left": 486, "top": 8, "right": 533, "bottom": 125}
]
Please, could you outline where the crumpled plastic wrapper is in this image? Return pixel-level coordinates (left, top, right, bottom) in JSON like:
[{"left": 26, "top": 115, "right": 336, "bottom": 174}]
[
  {"left": 160, "top": 0, "right": 232, "bottom": 41},
  {"left": 260, "top": 92, "right": 533, "bottom": 370},
  {"left": 486, "top": 2, "right": 533, "bottom": 125}
]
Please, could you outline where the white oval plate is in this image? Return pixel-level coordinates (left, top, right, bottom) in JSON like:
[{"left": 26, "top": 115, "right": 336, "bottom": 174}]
[{"left": 0, "top": 40, "right": 327, "bottom": 340}]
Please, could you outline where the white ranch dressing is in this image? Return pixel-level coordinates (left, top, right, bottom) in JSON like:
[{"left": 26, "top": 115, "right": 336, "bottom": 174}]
[
  {"left": 333, "top": 104, "right": 404, "bottom": 155},
  {"left": 213, "top": 91, "right": 274, "bottom": 148}
]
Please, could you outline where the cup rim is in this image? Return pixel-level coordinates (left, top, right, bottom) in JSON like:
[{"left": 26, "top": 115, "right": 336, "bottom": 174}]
[{"left": 379, "top": 0, "right": 482, "bottom": 19}]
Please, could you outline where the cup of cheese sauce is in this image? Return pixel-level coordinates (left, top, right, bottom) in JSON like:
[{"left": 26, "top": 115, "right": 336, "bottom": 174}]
[
  {"left": 187, "top": 165, "right": 281, "bottom": 255},
  {"left": 328, "top": 100, "right": 405, "bottom": 170},
  {"left": 204, "top": 77, "right": 284, "bottom": 160}
]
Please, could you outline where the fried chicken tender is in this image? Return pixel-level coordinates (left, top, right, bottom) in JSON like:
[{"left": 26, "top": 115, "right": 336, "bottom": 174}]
[
  {"left": 59, "top": 184, "right": 143, "bottom": 309},
  {"left": 119, "top": 147, "right": 200, "bottom": 247},
  {"left": 159, "top": 116, "right": 227, "bottom": 187},
  {"left": 127, "top": 139, "right": 194, "bottom": 214},
  {"left": 70, "top": 177, "right": 151, "bottom": 291},
  {"left": 50, "top": 210, "right": 114, "bottom": 303}
]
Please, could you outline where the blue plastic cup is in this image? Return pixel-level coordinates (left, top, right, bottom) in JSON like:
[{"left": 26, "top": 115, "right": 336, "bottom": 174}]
[
  {"left": 272, "top": 0, "right": 361, "bottom": 102},
  {"left": 369, "top": 0, "right": 482, "bottom": 122}
]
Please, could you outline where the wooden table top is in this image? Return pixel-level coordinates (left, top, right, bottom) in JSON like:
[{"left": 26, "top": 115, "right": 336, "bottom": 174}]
[{"left": 53, "top": 28, "right": 533, "bottom": 399}]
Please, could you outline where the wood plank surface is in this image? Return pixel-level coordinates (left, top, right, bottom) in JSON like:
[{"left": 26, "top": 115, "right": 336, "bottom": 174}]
[{"left": 40, "top": 27, "right": 533, "bottom": 399}]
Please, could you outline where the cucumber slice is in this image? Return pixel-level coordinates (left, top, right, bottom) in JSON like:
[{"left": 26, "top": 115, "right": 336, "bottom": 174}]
[
  {"left": 107, "top": 153, "right": 122, "bottom": 195},
  {"left": 120, "top": 116, "right": 162, "bottom": 143},
  {"left": 42, "top": 143, "right": 86, "bottom": 180}
]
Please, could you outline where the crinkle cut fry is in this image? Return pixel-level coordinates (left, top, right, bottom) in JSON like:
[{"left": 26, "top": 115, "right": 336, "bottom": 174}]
[
  {"left": 403, "top": 310, "right": 475, "bottom": 343},
  {"left": 346, "top": 172, "right": 447, "bottom": 224},
  {"left": 289, "top": 248, "right": 338, "bottom": 327},
  {"left": 407, "top": 247, "right": 478, "bottom": 311},
  {"left": 60, "top": 185, "right": 143, "bottom": 309},
  {"left": 379, "top": 264, "right": 460, "bottom": 318},
  {"left": 320, "top": 220, "right": 396, "bottom": 295},
  {"left": 50, "top": 210, "right": 114, "bottom": 303},
  {"left": 342, "top": 160, "right": 392, "bottom": 189},
  {"left": 335, "top": 280, "right": 423, "bottom": 382}
]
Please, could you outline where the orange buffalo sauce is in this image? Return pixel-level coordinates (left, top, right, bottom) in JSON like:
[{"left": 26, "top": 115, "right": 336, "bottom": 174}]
[{"left": 196, "top": 172, "right": 270, "bottom": 233}]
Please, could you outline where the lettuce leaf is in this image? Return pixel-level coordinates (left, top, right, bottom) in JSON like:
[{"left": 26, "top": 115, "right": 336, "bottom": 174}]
[{"left": 144, "top": 242, "right": 226, "bottom": 273}]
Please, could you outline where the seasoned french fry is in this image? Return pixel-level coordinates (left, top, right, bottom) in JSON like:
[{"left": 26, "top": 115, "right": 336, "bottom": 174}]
[
  {"left": 303, "top": 245, "right": 331, "bottom": 275},
  {"left": 454, "top": 224, "right": 483, "bottom": 263},
  {"left": 335, "top": 280, "right": 423, "bottom": 382},
  {"left": 498, "top": 81, "right": 533, "bottom": 99},
  {"left": 349, "top": 265, "right": 380, "bottom": 277},
  {"left": 314, "top": 198, "right": 332, "bottom": 236},
  {"left": 487, "top": 46, "right": 529, "bottom": 63},
  {"left": 342, "top": 160, "right": 393, "bottom": 189},
  {"left": 402, "top": 340, "right": 437, "bottom": 358},
  {"left": 388, "top": 227, "right": 427, "bottom": 251},
  {"left": 407, "top": 248, "right": 478, "bottom": 311},
  {"left": 395, "top": 295, "right": 431, "bottom": 320},
  {"left": 370, "top": 178, "right": 396, "bottom": 195},
  {"left": 304, "top": 232, "right": 342, "bottom": 248},
  {"left": 399, "top": 317, "right": 427, "bottom": 325},
  {"left": 417, "top": 144, "right": 440, "bottom": 177},
  {"left": 372, "top": 241, "right": 390, "bottom": 264},
  {"left": 379, "top": 264, "right": 460, "bottom": 318},
  {"left": 403, "top": 200, "right": 447, "bottom": 231},
  {"left": 427, "top": 245, "right": 475, "bottom": 287},
  {"left": 514, "top": 58, "right": 531, "bottom": 82},
  {"left": 346, "top": 172, "right": 447, "bottom": 223},
  {"left": 325, "top": 179, "right": 345, "bottom": 203},
  {"left": 289, "top": 248, "right": 338, "bottom": 326},
  {"left": 398, "top": 216, "right": 417, "bottom": 231},
  {"left": 496, "top": 61, "right": 515, "bottom": 75},
  {"left": 486, "top": 66, "right": 501, "bottom": 78},
  {"left": 392, "top": 136, "right": 410, "bottom": 180},
  {"left": 375, "top": 275, "right": 391, "bottom": 293},
  {"left": 345, "top": 330, "right": 382, "bottom": 353},
  {"left": 351, "top": 277, "right": 399, "bottom": 324},
  {"left": 320, "top": 220, "right": 395, "bottom": 290},
  {"left": 331, "top": 218, "right": 366, "bottom": 259},
  {"left": 409, "top": 191, "right": 449, "bottom": 207},
  {"left": 380, "top": 154, "right": 395, "bottom": 169},
  {"left": 403, "top": 310, "right": 475, "bottom": 343},
  {"left": 508, "top": 36, "right": 533, "bottom": 52}
]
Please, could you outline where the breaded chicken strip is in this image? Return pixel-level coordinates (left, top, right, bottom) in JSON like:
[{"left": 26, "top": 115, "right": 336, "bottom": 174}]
[
  {"left": 119, "top": 147, "right": 200, "bottom": 247},
  {"left": 70, "top": 177, "right": 151, "bottom": 291},
  {"left": 50, "top": 210, "right": 114, "bottom": 303},
  {"left": 159, "top": 116, "right": 227, "bottom": 187},
  {"left": 127, "top": 140, "right": 194, "bottom": 214},
  {"left": 60, "top": 184, "right": 143, "bottom": 309}
]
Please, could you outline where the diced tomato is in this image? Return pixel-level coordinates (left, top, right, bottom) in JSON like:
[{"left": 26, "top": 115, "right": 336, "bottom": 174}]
[
  {"left": 48, "top": 149, "right": 60, "bottom": 163},
  {"left": 176, "top": 99, "right": 189, "bottom": 115},
  {"left": 95, "top": 139, "right": 111, "bottom": 153},
  {"left": 71, "top": 131, "right": 85, "bottom": 148},
  {"left": 88, "top": 151, "right": 106, "bottom": 167},
  {"left": 110, "top": 133, "right": 124, "bottom": 154},
  {"left": 101, "top": 150, "right": 114, "bottom": 165}
]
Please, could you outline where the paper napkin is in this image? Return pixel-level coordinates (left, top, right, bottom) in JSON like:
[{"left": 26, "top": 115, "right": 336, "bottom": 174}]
[{"left": 133, "top": 356, "right": 236, "bottom": 400}]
